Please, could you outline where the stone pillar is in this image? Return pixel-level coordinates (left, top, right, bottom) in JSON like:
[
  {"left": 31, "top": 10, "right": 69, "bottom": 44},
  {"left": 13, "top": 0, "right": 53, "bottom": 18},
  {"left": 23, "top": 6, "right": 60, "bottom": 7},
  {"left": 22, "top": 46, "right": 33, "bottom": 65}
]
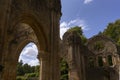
[
  {"left": 48, "top": 1, "right": 61, "bottom": 79},
  {"left": 38, "top": 6, "right": 61, "bottom": 79},
  {"left": 0, "top": 0, "right": 12, "bottom": 80},
  {"left": 0, "top": 0, "right": 11, "bottom": 33},
  {"left": 67, "top": 43, "right": 82, "bottom": 80},
  {"left": 39, "top": 51, "right": 50, "bottom": 80},
  {"left": 2, "top": 56, "right": 17, "bottom": 80},
  {"left": 39, "top": 50, "right": 60, "bottom": 80},
  {"left": 0, "top": 1, "right": 12, "bottom": 79},
  {"left": 63, "top": 31, "right": 86, "bottom": 80}
]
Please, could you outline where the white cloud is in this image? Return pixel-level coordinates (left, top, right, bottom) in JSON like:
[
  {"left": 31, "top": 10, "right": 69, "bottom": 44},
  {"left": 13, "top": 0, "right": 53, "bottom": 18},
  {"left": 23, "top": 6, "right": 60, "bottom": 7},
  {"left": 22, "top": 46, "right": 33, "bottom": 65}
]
[
  {"left": 84, "top": 0, "right": 93, "bottom": 4},
  {"left": 28, "top": 59, "right": 39, "bottom": 66},
  {"left": 19, "top": 43, "right": 40, "bottom": 66},
  {"left": 60, "top": 19, "right": 89, "bottom": 39},
  {"left": 60, "top": 22, "right": 69, "bottom": 39},
  {"left": 60, "top": 22, "right": 68, "bottom": 28}
]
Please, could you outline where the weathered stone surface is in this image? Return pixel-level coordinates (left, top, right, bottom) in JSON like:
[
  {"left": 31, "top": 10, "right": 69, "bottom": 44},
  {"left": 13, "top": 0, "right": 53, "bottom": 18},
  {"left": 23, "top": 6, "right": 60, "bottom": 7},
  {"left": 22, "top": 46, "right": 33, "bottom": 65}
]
[
  {"left": 1, "top": 0, "right": 120, "bottom": 80},
  {"left": 60, "top": 33, "right": 120, "bottom": 80},
  {"left": 60, "top": 31, "right": 86, "bottom": 80},
  {"left": 0, "top": 0, "right": 61, "bottom": 80},
  {"left": 86, "top": 35, "right": 120, "bottom": 80}
]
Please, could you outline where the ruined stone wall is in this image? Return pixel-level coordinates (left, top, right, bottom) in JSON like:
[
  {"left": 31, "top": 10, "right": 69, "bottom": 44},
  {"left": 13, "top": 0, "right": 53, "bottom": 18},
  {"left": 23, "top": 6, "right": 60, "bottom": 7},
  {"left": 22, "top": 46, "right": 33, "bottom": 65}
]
[
  {"left": 0, "top": 0, "right": 61, "bottom": 80},
  {"left": 60, "top": 31, "right": 86, "bottom": 80},
  {"left": 60, "top": 33, "right": 120, "bottom": 80},
  {"left": 86, "top": 35, "right": 120, "bottom": 80}
]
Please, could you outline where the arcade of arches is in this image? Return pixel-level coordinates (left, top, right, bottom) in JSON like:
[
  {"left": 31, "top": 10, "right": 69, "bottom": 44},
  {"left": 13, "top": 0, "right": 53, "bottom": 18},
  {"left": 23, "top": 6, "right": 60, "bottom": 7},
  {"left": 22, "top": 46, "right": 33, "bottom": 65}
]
[{"left": 0, "top": 0, "right": 120, "bottom": 80}]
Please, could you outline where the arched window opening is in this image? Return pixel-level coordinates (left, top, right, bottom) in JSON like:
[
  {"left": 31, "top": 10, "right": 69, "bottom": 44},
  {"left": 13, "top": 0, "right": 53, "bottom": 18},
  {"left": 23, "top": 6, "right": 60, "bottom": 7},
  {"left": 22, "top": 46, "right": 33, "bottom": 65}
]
[
  {"left": 98, "top": 56, "right": 103, "bottom": 67},
  {"left": 88, "top": 57, "right": 94, "bottom": 68},
  {"left": 60, "top": 58, "right": 69, "bottom": 80},
  {"left": 17, "top": 42, "right": 40, "bottom": 80},
  {"left": 108, "top": 55, "right": 113, "bottom": 66}
]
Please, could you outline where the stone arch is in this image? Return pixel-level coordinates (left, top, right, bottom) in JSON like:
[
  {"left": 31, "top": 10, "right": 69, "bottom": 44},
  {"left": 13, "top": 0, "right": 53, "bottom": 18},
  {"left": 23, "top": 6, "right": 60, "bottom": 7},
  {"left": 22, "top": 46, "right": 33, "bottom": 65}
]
[
  {"left": 9, "top": 13, "right": 48, "bottom": 51},
  {"left": 3, "top": 15, "right": 49, "bottom": 79},
  {"left": 86, "top": 35, "right": 119, "bottom": 67},
  {"left": 97, "top": 56, "right": 103, "bottom": 67},
  {"left": 15, "top": 40, "right": 39, "bottom": 62},
  {"left": 86, "top": 35, "right": 118, "bottom": 54},
  {"left": 16, "top": 41, "right": 40, "bottom": 79},
  {"left": 1, "top": 0, "right": 61, "bottom": 80},
  {"left": 107, "top": 55, "right": 113, "bottom": 66},
  {"left": 86, "top": 34, "right": 120, "bottom": 80},
  {"left": 3, "top": 21, "right": 44, "bottom": 80}
]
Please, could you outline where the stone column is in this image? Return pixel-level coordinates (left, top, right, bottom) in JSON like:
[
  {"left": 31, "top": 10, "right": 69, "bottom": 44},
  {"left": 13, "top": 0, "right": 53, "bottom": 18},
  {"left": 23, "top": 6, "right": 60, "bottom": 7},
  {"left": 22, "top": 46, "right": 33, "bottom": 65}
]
[
  {"left": 67, "top": 44, "right": 81, "bottom": 80},
  {"left": 63, "top": 31, "right": 86, "bottom": 80},
  {"left": 68, "top": 61, "right": 80, "bottom": 80},
  {"left": 1, "top": 57, "right": 17, "bottom": 80},
  {"left": 39, "top": 51, "right": 50, "bottom": 80},
  {"left": 0, "top": 0, "right": 12, "bottom": 80},
  {"left": 48, "top": 2, "right": 61, "bottom": 80},
  {"left": 39, "top": 50, "right": 60, "bottom": 80},
  {"left": 0, "top": 1, "right": 12, "bottom": 79}
]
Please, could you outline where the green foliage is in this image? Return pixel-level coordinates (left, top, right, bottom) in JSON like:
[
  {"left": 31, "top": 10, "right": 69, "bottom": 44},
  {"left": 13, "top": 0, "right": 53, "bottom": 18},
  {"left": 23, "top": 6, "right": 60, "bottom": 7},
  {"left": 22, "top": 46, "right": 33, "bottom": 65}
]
[
  {"left": 67, "top": 26, "right": 83, "bottom": 35},
  {"left": 25, "top": 73, "right": 36, "bottom": 78},
  {"left": 81, "top": 35, "right": 87, "bottom": 44},
  {"left": 94, "top": 41, "right": 104, "bottom": 51},
  {"left": 34, "top": 65, "right": 40, "bottom": 77},
  {"left": 67, "top": 26, "right": 87, "bottom": 44},
  {"left": 16, "top": 76, "right": 27, "bottom": 80},
  {"left": 103, "top": 19, "right": 120, "bottom": 45},
  {"left": 60, "top": 58, "right": 69, "bottom": 80},
  {"left": 17, "top": 60, "right": 39, "bottom": 80},
  {"left": 17, "top": 60, "right": 24, "bottom": 76},
  {"left": 60, "top": 74, "right": 68, "bottom": 80}
]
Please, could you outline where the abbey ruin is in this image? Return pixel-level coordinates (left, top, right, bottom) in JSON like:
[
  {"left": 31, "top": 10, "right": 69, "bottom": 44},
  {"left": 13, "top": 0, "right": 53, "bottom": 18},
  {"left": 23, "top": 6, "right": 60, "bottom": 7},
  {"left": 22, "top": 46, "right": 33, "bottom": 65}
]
[
  {"left": 61, "top": 31, "right": 120, "bottom": 80},
  {"left": 0, "top": 0, "right": 120, "bottom": 80}
]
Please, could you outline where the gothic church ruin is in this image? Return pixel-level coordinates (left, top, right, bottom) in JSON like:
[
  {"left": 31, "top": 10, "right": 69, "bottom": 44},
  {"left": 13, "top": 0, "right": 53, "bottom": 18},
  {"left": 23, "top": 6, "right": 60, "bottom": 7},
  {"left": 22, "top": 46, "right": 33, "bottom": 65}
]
[{"left": 0, "top": 0, "right": 120, "bottom": 80}]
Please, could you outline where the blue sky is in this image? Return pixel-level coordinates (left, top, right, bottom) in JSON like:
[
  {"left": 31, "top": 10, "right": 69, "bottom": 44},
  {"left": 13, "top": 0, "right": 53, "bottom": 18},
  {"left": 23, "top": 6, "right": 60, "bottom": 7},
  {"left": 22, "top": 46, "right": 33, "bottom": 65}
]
[
  {"left": 19, "top": 0, "right": 120, "bottom": 66},
  {"left": 60, "top": 0, "right": 120, "bottom": 38},
  {"left": 19, "top": 43, "right": 39, "bottom": 66}
]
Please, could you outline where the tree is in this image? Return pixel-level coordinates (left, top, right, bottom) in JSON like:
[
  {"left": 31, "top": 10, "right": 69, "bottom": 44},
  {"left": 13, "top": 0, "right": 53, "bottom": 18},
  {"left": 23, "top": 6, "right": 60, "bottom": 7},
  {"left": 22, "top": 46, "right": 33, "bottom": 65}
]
[
  {"left": 103, "top": 19, "right": 120, "bottom": 45},
  {"left": 17, "top": 60, "right": 24, "bottom": 76},
  {"left": 17, "top": 60, "right": 40, "bottom": 80},
  {"left": 67, "top": 26, "right": 83, "bottom": 35},
  {"left": 67, "top": 26, "right": 87, "bottom": 44},
  {"left": 22, "top": 63, "right": 31, "bottom": 74},
  {"left": 60, "top": 58, "right": 69, "bottom": 80}
]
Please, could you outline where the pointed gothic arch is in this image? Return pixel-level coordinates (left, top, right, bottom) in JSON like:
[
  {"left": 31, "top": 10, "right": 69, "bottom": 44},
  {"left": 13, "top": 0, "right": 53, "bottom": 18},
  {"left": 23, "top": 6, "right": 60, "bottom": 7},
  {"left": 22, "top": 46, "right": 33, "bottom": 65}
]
[{"left": 0, "top": 0, "right": 61, "bottom": 80}]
